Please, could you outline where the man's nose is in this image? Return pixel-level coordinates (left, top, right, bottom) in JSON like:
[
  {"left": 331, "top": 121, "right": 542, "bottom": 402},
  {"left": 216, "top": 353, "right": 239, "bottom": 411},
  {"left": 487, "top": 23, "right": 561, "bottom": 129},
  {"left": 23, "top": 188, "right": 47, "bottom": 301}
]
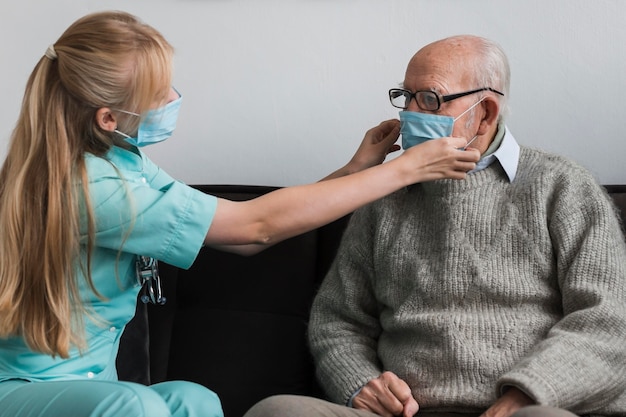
[{"left": 406, "top": 95, "right": 420, "bottom": 112}]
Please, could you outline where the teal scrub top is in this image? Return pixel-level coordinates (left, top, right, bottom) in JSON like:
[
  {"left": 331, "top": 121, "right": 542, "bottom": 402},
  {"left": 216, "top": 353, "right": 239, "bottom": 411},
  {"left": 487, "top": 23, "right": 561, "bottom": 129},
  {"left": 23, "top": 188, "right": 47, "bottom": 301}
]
[{"left": 0, "top": 145, "right": 217, "bottom": 383}]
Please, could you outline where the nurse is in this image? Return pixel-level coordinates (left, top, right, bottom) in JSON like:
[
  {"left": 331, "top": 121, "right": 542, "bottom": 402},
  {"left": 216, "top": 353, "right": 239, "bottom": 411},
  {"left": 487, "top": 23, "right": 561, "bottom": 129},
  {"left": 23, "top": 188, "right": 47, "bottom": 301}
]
[{"left": 0, "top": 11, "right": 479, "bottom": 417}]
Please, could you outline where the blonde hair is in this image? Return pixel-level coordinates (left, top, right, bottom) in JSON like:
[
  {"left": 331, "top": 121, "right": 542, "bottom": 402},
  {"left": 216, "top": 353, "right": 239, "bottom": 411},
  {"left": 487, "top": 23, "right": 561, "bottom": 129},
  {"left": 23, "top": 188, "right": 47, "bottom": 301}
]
[{"left": 0, "top": 11, "right": 173, "bottom": 358}]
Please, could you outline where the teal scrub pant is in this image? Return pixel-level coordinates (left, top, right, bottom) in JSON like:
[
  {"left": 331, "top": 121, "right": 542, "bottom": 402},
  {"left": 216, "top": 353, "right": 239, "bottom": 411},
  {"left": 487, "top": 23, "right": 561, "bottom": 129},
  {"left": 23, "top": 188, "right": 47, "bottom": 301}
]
[{"left": 0, "top": 379, "right": 223, "bottom": 417}]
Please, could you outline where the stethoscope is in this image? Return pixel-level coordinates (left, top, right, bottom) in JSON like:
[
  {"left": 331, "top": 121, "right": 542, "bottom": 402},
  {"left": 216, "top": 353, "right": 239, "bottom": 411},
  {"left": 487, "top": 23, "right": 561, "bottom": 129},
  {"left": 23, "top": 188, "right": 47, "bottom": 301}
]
[{"left": 135, "top": 255, "right": 166, "bottom": 305}]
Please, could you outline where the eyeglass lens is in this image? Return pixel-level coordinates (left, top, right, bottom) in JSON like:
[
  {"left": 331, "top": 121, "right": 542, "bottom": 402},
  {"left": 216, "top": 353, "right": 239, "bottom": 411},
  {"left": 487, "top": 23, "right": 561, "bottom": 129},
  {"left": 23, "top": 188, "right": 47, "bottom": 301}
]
[{"left": 389, "top": 90, "right": 440, "bottom": 111}]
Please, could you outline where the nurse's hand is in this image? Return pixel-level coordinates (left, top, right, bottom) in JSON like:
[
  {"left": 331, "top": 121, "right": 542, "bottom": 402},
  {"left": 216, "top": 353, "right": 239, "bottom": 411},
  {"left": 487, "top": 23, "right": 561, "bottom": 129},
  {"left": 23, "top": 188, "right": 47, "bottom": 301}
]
[
  {"left": 321, "top": 119, "right": 401, "bottom": 181},
  {"left": 347, "top": 119, "right": 402, "bottom": 171},
  {"left": 400, "top": 136, "right": 480, "bottom": 181}
]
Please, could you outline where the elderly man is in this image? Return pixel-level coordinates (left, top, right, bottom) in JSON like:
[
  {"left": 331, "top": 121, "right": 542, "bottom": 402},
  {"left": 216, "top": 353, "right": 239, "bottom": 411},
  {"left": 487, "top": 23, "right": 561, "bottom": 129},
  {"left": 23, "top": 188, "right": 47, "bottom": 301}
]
[{"left": 244, "top": 35, "right": 626, "bottom": 417}]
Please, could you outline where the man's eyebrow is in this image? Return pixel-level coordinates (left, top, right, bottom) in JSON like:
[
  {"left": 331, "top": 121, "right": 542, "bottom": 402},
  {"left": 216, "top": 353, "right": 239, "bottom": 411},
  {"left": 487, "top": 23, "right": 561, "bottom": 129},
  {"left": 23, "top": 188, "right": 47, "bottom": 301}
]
[{"left": 397, "top": 83, "right": 441, "bottom": 94}]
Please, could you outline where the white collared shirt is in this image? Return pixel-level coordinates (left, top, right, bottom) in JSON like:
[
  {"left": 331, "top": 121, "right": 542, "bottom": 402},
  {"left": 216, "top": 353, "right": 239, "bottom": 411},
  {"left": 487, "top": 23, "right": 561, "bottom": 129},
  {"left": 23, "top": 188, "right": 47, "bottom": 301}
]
[{"left": 470, "top": 125, "right": 520, "bottom": 182}]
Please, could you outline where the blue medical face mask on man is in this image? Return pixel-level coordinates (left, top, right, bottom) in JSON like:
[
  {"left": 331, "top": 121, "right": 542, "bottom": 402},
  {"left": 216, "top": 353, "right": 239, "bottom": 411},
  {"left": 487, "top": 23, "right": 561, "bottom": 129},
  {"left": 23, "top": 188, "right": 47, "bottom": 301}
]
[
  {"left": 115, "top": 90, "right": 183, "bottom": 147},
  {"left": 399, "top": 97, "right": 484, "bottom": 150}
]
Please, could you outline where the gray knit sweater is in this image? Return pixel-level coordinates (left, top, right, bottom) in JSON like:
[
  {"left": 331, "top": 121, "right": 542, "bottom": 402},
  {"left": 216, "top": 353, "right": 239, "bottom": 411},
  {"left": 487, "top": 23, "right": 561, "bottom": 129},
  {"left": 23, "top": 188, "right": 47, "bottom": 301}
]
[{"left": 308, "top": 146, "right": 626, "bottom": 416}]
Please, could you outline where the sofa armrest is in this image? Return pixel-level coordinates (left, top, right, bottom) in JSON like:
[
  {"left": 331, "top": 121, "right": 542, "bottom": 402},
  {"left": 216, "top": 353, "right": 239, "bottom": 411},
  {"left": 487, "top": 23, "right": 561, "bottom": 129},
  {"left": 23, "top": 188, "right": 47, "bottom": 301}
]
[{"left": 605, "top": 184, "right": 626, "bottom": 232}]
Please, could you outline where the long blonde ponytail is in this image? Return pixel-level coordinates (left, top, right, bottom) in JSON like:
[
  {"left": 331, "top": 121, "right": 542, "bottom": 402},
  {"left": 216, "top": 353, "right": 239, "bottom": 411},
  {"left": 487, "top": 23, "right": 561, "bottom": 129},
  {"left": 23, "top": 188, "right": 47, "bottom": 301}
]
[{"left": 0, "top": 11, "right": 173, "bottom": 358}]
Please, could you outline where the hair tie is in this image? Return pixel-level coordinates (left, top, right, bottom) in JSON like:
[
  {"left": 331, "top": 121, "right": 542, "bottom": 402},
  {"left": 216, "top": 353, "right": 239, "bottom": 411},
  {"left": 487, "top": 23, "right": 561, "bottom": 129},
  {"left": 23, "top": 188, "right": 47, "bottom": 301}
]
[{"left": 45, "top": 45, "right": 57, "bottom": 60}]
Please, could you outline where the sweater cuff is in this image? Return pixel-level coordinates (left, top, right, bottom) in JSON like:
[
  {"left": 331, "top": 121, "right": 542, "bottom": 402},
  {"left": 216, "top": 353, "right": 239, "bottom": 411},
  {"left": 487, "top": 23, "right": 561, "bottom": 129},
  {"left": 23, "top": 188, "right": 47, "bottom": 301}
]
[
  {"left": 497, "top": 369, "right": 558, "bottom": 406},
  {"left": 347, "top": 387, "right": 363, "bottom": 407}
]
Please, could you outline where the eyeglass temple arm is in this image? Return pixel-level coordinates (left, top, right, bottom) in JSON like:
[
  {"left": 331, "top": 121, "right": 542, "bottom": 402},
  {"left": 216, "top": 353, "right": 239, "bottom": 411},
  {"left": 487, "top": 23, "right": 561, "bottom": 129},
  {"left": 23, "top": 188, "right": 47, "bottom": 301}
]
[{"left": 442, "top": 87, "right": 504, "bottom": 103}]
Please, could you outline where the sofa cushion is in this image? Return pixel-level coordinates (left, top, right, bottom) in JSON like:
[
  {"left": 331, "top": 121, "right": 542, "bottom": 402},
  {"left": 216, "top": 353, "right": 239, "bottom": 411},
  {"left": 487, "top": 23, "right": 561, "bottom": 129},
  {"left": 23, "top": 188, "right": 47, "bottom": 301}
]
[
  {"left": 163, "top": 231, "right": 324, "bottom": 413},
  {"left": 149, "top": 185, "right": 341, "bottom": 417}
]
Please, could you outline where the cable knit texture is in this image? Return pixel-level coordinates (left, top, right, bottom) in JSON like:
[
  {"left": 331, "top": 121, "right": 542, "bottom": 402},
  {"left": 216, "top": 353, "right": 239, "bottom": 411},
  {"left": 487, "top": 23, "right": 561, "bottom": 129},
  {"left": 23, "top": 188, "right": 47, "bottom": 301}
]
[{"left": 308, "top": 146, "right": 626, "bottom": 416}]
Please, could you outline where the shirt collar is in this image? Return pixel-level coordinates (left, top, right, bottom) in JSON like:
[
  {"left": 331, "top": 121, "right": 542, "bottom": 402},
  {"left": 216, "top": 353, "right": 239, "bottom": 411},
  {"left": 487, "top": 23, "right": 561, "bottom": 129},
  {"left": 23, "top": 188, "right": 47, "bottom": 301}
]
[
  {"left": 104, "top": 145, "right": 146, "bottom": 173},
  {"left": 469, "top": 123, "right": 520, "bottom": 182}
]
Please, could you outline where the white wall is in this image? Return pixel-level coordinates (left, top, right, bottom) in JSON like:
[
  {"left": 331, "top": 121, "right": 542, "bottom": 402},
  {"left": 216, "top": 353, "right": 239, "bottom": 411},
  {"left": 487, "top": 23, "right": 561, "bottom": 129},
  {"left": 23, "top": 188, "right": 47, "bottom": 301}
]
[{"left": 2, "top": 0, "right": 625, "bottom": 185}]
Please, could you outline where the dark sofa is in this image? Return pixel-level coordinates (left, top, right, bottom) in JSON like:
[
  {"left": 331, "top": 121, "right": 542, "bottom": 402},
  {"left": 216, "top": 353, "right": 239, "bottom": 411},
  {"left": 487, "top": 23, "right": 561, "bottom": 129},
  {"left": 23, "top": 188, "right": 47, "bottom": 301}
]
[{"left": 117, "top": 184, "right": 626, "bottom": 417}]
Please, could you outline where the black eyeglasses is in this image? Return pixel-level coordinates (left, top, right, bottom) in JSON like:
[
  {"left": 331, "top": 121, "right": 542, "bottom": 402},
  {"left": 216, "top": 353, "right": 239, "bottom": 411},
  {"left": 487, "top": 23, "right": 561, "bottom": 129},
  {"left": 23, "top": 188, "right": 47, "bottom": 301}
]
[{"left": 388, "top": 87, "right": 504, "bottom": 111}]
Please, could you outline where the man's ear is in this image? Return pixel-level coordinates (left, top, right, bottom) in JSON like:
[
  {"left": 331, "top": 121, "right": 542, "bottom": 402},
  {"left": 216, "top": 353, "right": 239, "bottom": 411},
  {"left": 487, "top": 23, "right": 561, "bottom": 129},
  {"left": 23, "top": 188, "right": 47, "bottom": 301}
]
[
  {"left": 95, "top": 108, "right": 118, "bottom": 132},
  {"left": 476, "top": 97, "right": 500, "bottom": 136}
]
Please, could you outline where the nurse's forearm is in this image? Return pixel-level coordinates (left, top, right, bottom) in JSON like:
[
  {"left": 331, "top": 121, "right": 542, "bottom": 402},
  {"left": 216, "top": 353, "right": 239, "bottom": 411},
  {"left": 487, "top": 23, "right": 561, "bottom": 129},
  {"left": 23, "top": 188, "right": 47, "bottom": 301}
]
[{"left": 203, "top": 137, "right": 478, "bottom": 248}]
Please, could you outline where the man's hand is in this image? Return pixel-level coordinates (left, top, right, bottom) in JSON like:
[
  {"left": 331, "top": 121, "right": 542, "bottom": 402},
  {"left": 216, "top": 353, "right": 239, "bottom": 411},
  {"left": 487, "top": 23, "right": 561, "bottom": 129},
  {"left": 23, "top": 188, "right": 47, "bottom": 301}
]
[
  {"left": 352, "top": 371, "right": 419, "bottom": 417},
  {"left": 480, "top": 387, "right": 535, "bottom": 417}
]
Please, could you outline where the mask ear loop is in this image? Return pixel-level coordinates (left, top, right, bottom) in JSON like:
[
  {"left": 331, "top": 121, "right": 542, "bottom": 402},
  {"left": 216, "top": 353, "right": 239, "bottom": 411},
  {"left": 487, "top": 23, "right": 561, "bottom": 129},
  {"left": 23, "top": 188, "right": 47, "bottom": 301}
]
[
  {"left": 111, "top": 109, "right": 141, "bottom": 139},
  {"left": 114, "top": 129, "right": 132, "bottom": 139},
  {"left": 453, "top": 97, "right": 486, "bottom": 122},
  {"left": 463, "top": 135, "right": 479, "bottom": 150},
  {"left": 455, "top": 97, "right": 485, "bottom": 150}
]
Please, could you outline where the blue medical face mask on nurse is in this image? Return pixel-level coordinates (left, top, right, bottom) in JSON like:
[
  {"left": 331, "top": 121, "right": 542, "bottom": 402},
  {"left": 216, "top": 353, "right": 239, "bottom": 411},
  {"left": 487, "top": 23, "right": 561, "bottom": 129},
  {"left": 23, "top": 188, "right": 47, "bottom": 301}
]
[
  {"left": 399, "top": 97, "right": 484, "bottom": 150},
  {"left": 115, "top": 89, "right": 183, "bottom": 147}
]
